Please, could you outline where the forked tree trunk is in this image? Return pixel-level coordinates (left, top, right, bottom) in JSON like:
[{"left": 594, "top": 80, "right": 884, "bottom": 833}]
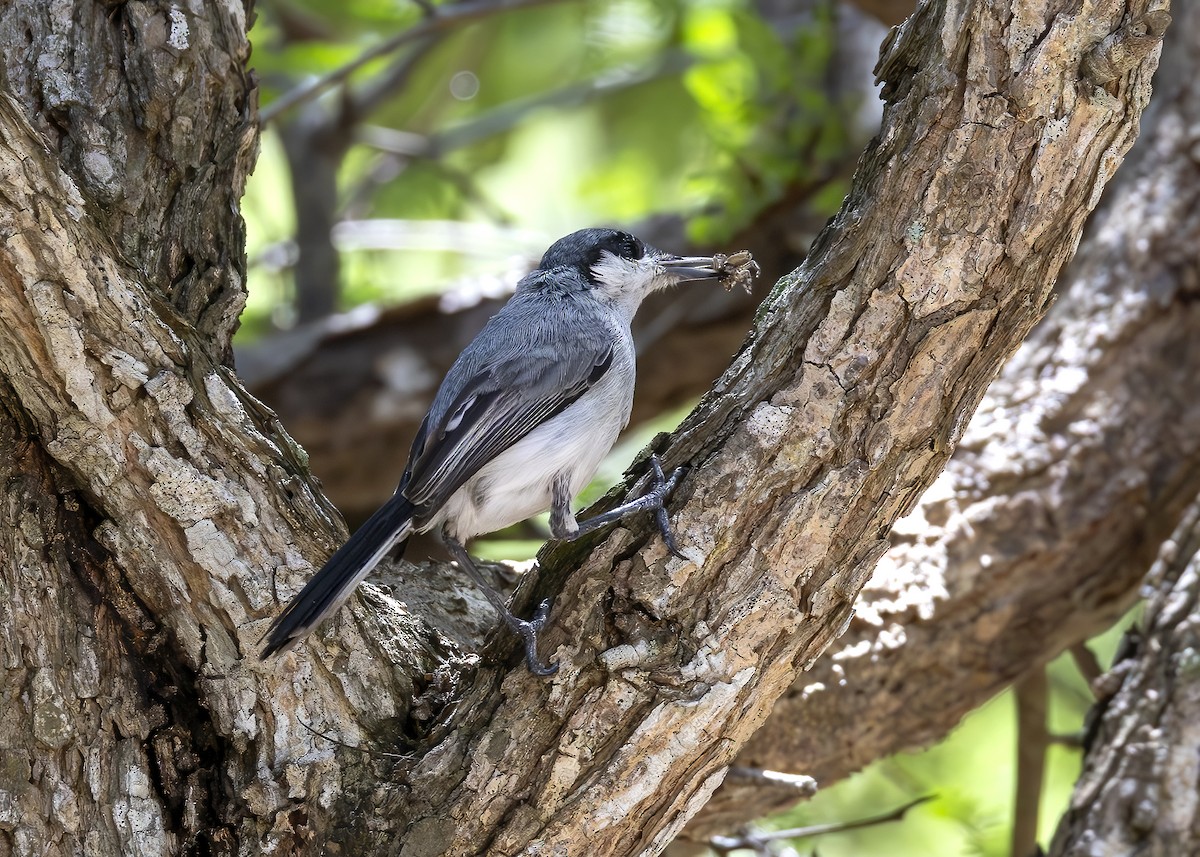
[{"left": 0, "top": 1, "right": 1168, "bottom": 855}]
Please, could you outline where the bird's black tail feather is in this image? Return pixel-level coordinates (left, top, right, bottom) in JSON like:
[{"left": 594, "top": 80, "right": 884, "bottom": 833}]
[{"left": 261, "top": 494, "right": 416, "bottom": 658}]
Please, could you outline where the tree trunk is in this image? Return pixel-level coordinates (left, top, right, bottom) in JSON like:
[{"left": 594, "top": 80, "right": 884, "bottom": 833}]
[
  {"left": 278, "top": 104, "right": 347, "bottom": 324},
  {"left": 0, "top": 1, "right": 1167, "bottom": 856},
  {"left": 683, "top": 0, "right": 1193, "bottom": 838},
  {"left": 0, "top": 0, "right": 255, "bottom": 364},
  {"left": 1047, "top": 498, "right": 1200, "bottom": 856},
  {"left": 0, "top": 3, "right": 267, "bottom": 852}
]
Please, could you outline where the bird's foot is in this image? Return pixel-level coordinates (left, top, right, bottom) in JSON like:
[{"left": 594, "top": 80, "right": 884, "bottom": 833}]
[
  {"left": 645, "top": 455, "right": 687, "bottom": 560},
  {"left": 500, "top": 598, "right": 558, "bottom": 676}
]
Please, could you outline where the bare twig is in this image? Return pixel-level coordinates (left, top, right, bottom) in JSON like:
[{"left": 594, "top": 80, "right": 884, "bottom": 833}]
[
  {"left": 341, "top": 53, "right": 693, "bottom": 225},
  {"left": 1048, "top": 731, "right": 1085, "bottom": 749},
  {"left": 708, "top": 794, "right": 936, "bottom": 854},
  {"left": 346, "top": 34, "right": 441, "bottom": 127},
  {"left": 1012, "top": 668, "right": 1049, "bottom": 857},
  {"left": 725, "top": 766, "right": 819, "bottom": 797},
  {"left": 1069, "top": 643, "right": 1103, "bottom": 687},
  {"left": 296, "top": 716, "right": 412, "bottom": 760},
  {"left": 354, "top": 51, "right": 693, "bottom": 160}
]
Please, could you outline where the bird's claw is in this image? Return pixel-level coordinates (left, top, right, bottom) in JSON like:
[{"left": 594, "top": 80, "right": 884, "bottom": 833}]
[
  {"left": 504, "top": 598, "right": 559, "bottom": 676},
  {"left": 646, "top": 454, "right": 688, "bottom": 560},
  {"left": 530, "top": 597, "right": 553, "bottom": 631}
]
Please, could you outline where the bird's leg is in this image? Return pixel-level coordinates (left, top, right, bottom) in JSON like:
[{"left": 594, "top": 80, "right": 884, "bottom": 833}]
[
  {"left": 439, "top": 529, "right": 558, "bottom": 676},
  {"left": 551, "top": 454, "right": 687, "bottom": 559}
]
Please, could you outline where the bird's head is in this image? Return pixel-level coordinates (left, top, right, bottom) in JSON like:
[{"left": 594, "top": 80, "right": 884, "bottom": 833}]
[{"left": 537, "top": 228, "right": 727, "bottom": 313}]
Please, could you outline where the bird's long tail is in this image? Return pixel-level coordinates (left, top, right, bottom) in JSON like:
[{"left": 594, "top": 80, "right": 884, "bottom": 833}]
[{"left": 260, "top": 493, "right": 416, "bottom": 658}]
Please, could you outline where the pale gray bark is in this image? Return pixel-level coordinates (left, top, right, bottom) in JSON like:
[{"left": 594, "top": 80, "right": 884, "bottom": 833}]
[{"left": 0, "top": 4, "right": 268, "bottom": 853}]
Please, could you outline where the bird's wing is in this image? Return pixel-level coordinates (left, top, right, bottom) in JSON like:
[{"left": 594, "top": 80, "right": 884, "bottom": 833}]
[{"left": 400, "top": 304, "right": 618, "bottom": 516}]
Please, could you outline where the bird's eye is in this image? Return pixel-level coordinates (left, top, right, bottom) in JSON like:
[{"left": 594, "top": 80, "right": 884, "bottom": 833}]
[{"left": 618, "top": 233, "right": 644, "bottom": 260}]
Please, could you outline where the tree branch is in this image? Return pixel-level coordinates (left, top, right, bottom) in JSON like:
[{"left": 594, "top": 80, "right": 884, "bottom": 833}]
[
  {"left": 0, "top": 90, "right": 431, "bottom": 848},
  {"left": 389, "top": 0, "right": 1164, "bottom": 850},
  {"left": 708, "top": 794, "right": 935, "bottom": 854},
  {"left": 0, "top": 0, "right": 255, "bottom": 360},
  {"left": 1013, "top": 669, "right": 1049, "bottom": 857},
  {"left": 683, "top": 1, "right": 1190, "bottom": 839},
  {"left": 1048, "top": 493, "right": 1200, "bottom": 854}
]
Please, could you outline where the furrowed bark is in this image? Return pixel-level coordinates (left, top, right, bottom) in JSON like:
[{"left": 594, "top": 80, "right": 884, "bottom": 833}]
[
  {"left": 0, "top": 4, "right": 292, "bottom": 853},
  {"left": 0, "top": 0, "right": 256, "bottom": 362},
  {"left": 0, "top": 89, "right": 443, "bottom": 852},
  {"left": 0, "top": 0, "right": 1168, "bottom": 855},
  {"left": 0, "top": 4, "right": 435, "bottom": 853},
  {"left": 683, "top": 0, "right": 1190, "bottom": 837},
  {"left": 1048, "top": 498, "right": 1200, "bottom": 855}
]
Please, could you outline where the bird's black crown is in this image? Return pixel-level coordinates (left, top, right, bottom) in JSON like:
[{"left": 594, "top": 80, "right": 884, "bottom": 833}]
[{"left": 539, "top": 228, "right": 647, "bottom": 282}]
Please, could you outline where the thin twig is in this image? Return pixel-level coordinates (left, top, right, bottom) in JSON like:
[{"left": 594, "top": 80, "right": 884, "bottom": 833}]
[
  {"left": 260, "top": 0, "right": 576, "bottom": 124},
  {"left": 341, "top": 51, "right": 693, "bottom": 218},
  {"left": 708, "top": 794, "right": 936, "bottom": 853},
  {"left": 725, "top": 766, "right": 819, "bottom": 797},
  {"left": 1012, "top": 667, "right": 1049, "bottom": 857},
  {"left": 353, "top": 51, "right": 693, "bottom": 161},
  {"left": 430, "top": 51, "right": 692, "bottom": 156},
  {"left": 1070, "top": 642, "right": 1103, "bottom": 687},
  {"left": 1048, "top": 730, "right": 1085, "bottom": 748},
  {"left": 349, "top": 35, "right": 441, "bottom": 124}
]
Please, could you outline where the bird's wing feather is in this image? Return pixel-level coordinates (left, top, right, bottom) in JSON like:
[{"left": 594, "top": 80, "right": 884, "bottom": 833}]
[{"left": 401, "top": 296, "right": 617, "bottom": 515}]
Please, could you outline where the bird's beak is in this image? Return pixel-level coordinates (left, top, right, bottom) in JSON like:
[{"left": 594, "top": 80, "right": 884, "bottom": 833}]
[{"left": 656, "top": 254, "right": 723, "bottom": 282}]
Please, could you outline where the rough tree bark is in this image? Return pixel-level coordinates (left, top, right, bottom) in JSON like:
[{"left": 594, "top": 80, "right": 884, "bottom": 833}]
[
  {"left": 1047, "top": 498, "right": 1200, "bottom": 856},
  {"left": 0, "top": 0, "right": 255, "bottom": 364},
  {"left": 680, "top": 0, "right": 1191, "bottom": 840},
  {"left": 0, "top": 2, "right": 1166, "bottom": 857},
  {"left": 0, "top": 2, "right": 266, "bottom": 853}
]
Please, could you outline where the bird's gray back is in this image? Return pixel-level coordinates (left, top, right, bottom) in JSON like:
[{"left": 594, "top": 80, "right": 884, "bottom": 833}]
[
  {"left": 400, "top": 270, "right": 634, "bottom": 523},
  {"left": 427, "top": 277, "right": 620, "bottom": 428}
]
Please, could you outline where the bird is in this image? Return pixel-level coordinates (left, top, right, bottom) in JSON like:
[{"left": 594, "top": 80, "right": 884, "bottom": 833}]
[{"left": 260, "top": 227, "right": 744, "bottom": 675}]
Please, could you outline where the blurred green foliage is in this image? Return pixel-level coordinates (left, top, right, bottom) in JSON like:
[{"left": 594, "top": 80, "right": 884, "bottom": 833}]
[
  {"left": 745, "top": 613, "right": 1134, "bottom": 857},
  {"left": 240, "top": 0, "right": 848, "bottom": 338}
]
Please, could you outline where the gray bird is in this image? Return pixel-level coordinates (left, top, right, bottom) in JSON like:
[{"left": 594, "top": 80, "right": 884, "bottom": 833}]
[{"left": 261, "top": 228, "right": 734, "bottom": 674}]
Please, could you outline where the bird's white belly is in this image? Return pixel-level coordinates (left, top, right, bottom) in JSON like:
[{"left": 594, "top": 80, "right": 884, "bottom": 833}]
[{"left": 433, "top": 375, "right": 632, "bottom": 542}]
